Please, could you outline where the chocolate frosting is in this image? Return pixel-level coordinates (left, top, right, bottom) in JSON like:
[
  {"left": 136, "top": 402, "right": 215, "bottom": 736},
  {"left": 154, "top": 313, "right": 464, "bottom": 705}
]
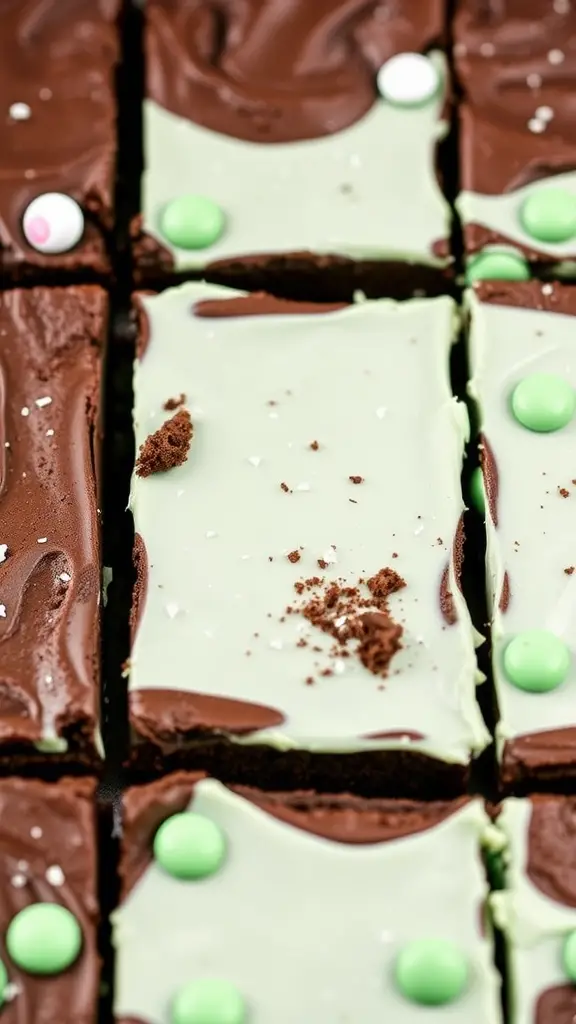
[
  {"left": 479, "top": 434, "right": 499, "bottom": 528},
  {"left": 146, "top": 0, "right": 444, "bottom": 143},
  {"left": 526, "top": 795, "right": 576, "bottom": 908},
  {"left": 0, "top": 777, "right": 98, "bottom": 1023},
  {"left": 455, "top": 1, "right": 576, "bottom": 194},
  {"left": 0, "top": 287, "right": 104, "bottom": 758},
  {"left": 0, "top": 0, "right": 119, "bottom": 277},
  {"left": 503, "top": 729, "right": 576, "bottom": 786},
  {"left": 439, "top": 517, "right": 465, "bottom": 625},
  {"left": 474, "top": 281, "right": 576, "bottom": 317},
  {"left": 121, "top": 771, "right": 469, "bottom": 898},
  {"left": 536, "top": 984, "right": 576, "bottom": 1024},
  {"left": 194, "top": 294, "right": 348, "bottom": 318}
]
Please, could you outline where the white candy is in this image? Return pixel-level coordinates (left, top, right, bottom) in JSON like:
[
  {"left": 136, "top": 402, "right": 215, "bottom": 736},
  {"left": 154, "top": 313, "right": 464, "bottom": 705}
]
[
  {"left": 9, "top": 102, "right": 31, "bottom": 121},
  {"left": 377, "top": 53, "right": 439, "bottom": 107},
  {"left": 22, "top": 192, "right": 84, "bottom": 254}
]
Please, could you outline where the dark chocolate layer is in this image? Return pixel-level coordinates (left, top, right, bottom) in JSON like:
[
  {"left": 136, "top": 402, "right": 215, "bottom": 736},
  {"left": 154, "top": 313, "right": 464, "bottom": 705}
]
[
  {"left": 146, "top": 0, "right": 445, "bottom": 144},
  {"left": 0, "top": 777, "right": 98, "bottom": 1022},
  {"left": 0, "top": 287, "right": 105, "bottom": 762},
  {"left": 0, "top": 0, "right": 119, "bottom": 280}
]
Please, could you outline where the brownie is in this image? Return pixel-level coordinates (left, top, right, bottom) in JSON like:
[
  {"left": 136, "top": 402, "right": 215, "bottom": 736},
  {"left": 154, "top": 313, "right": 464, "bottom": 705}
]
[
  {"left": 0, "top": 0, "right": 120, "bottom": 282},
  {"left": 133, "top": 0, "right": 454, "bottom": 295},
  {"left": 0, "top": 777, "right": 98, "bottom": 1022},
  {"left": 455, "top": 1, "right": 576, "bottom": 280},
  {"left": 126, "top": 282, "right": 489, "bottom": 795},
  {"left": 0, "top": 286, "right": 106, "bottom": 765},
  {"left": 467, "top": 281, "right": 576, "bottom": 790},
  {"left": 113, "top": 773, "right": 501, "bottom": 1022},
  {"left": 494, "top": 796, "right": 576, "bottom": 1023}
]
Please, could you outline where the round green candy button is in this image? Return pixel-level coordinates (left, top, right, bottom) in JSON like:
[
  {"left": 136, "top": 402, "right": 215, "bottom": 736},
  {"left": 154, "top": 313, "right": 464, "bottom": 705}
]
[
  {"left": 470, "top": 467, "right": 485, "bottom": 515},
  {"left": 171, "top": 978, "right": 246, "bottom": 1024},
  {"left": 466, "top": 251, "right": 530, "bottom": 283},
  {"left": 154, "top": 812, "right": 226, "bottom": 880},
  {"left": 562, "top": 930, "right": 576, "bottom": 981},
  {"left": 6, "top": 904, "right": 82, "bottom": 975},
  {"left": 160, "top": 196, "right": 225, "bottom": 250},
  {"left": 503, "top": 630, "right": 571, "bottom": 693},
  {"left": 0, "top": 959, "right": 8, "bottom": 1008},
  {"left": 520, "top": 188, "right": 576, "bottom": 243},
  {"left": 395, "top": 938, "right": 468, "bottom": 1006},
  {"left": 511, "top": 373, "right": 575, "bottom": 432}
]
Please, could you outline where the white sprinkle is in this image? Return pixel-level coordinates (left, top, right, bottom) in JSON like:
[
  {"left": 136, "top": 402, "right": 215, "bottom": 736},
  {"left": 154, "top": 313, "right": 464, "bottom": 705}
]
[
  {"left": 4, "top": 443, "right": 9, "bottom": 448},
  {"left": 30, "top": 826, "right": 43, "bottom": 839},
  {"left": 176, "top": 489, "right": 185, "bottom": 498},
  {"left": 334, "top": 615, "right": 348, "bottom": 628},
  {"left": 528, "top": 117, "right": 546, "bottom": 133},
  {"left": 247, "top": 456, "right": 262, "bottom": 467},
  {"left": 414, "top": 523, "right": 424, "bottom": 536},
  {"left": 35, "top": 396, "right": 52, "bottom": 408},
  {"left": 376, "top": 406, "right": 387, "bottom": 419},
  {"left": 333, "top": 659, "right": 346, "bottom": 675},
  {"left": 269, "top": 639, "right": 283, "bottom": 650},
  {"left": 165, "top": 602, "right": 179, "bottom": 619},
  {"left": 0, "top": 545, "right": 7, "bottom": 562},
  {"left": 39, "top": 87, "right": 52, "bottom": 100},
  {"left": 296, "top": 482, "right": 310, "bottom": 492},
  {"left": 46, "top": 865, "right": 65, "bottom": 887},
  {"left": 17, "top": 860, "right": 28, "bottom": 872},
  {"left": 453, "top": 42, "right": 467, "bottom": 58},
  {"left": 527, "top": 72, "right": 542, "bottom": 88},
  {"left": 59, "top": 572, "right": 71, "bottom": 582},
  {"left": 295, "top": 622, "right": 308, "bottom": 634},
  {"left": 535, "top": 105, "right": 554, "bottom": 121},
  {"left": 0, "top": 605, "right": 6, "bottom": 618},
  {"left": 548, "top": 48, "right": 565, "bottom": 63},
  {"left": 542, "top": 283, "right": 554, "bottom": 295},
  {"left": 269, "top": 411, "right": 279, "bottom": 419},
  {"left": 205, "top": 530, "right": 218, "bottom": 539},
  {"left": 46, "top": 429, "right": 54, "bottom": 437},
  {"left": 480, "top": 42, "right": 495, "bottom": 56},
  {"left": 11, "top": 875, "right": 26, "bottom": 889},
  {"left": 241, "top": 554, "right": 251, "bottom": 560},
  {"left": 9, "top": 102, "right": 31, "bottom": 120},
  {"left": 37, "top": 537, "right": 47, "bottom": 544},
  {"left": 203, "top": 629, "right": 214, "bottom": 639},
  {"left": 21, "top": 406, "right": 30, "bottom": 417},
  {"left": 554, "top": 0, "right": 570, "bottom": 11},
  {"left": 45, "top": 675, "right": 53, "bottom": 684},
  {"left": 24, "top": 169, "right": 36, "bottom": 179}
]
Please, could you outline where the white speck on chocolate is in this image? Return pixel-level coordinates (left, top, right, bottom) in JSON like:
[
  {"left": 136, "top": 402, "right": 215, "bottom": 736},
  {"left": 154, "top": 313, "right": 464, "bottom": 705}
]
[
  {"left": 541, "top": 283, "right": 554, "bottom": 295},
  {"left": 35, "top": 396, "right": 52, "bottom": 408},
  {"left": 11, "top": 874, "right": 26, "bottom": 889},
  {"left": 0, "top": 545, "right": 7, "bottom": 562},
  {"left": 37, "top": 537, "right": 47, "bottom": 544},
  {"left": 39, "top": 87, "right": 52, "bottom": 100},
  {"left": 479, "top": 41, "right": 495, "bottom": 56},
  {"left": 46, "top": 428, "right": 54, "bottom": 436},
  {"left": 535, "top": 105, "right": 554, "bottom": 121},
  {"left": 528, "top": 117, "right": 547, "bottom": 133},
  {"left": 46, "top": 865, "right": 65, "bottom": 887},
  {"left": 59, "top": 572, "right": 71, "bottom": 582},
  {"left": 548, "top": 48, "right": 565, "bottom": 63},
  {"left": 527, "top": 72, "right": 542, "bottom": 88},
  {"left": 30, "top": 826, "right": 43, "bottom": 839},
  {"left": 0, "top": 605, "right": 6, "bottom": 618},
  {"left": 554, "top": 0, "right": 571, "bottom": 11},
  {"left": 21, "top": 406, "right": 30, "bottom": 417},
  {"left": 9, "top": 102, "right": 31, "bottom": 120}
]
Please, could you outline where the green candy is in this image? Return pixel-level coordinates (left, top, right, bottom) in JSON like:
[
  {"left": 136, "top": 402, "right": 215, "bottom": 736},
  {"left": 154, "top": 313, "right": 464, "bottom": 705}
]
[
  {"left": 562, "top": 930, "right": 576, "bottom": 981},
  {"left": 6, "top": 904, "right": 82, "bottom": 975},
  {"left": 171, "top": 978, "right": 246, "bottom": 1024},
  {"left": 511, "top": 373, "right": 575, "bottom": 432},
  {"left": 470, "top": 467, "right": 485, "bottom": 515},
  {"left": 466, "top": 251, "right": 530, "bottom": 283},
  {"left": 503, "top": 630, "right": 571, "bottom": 693},
  {"left": 154, "top": 812, "right": 226, "bottom": 880},
  {"left": 160, "top": 196, "right": 225, "bottom": 250},
  {"left": 520, "top": 188, "right": 576, "bottom": 243},
  {"left": 0, "top": 960, "right": 7, "bottom": 1008},
  {"left": 395, "top": 938, "right": 468, "bottom": 1005}
]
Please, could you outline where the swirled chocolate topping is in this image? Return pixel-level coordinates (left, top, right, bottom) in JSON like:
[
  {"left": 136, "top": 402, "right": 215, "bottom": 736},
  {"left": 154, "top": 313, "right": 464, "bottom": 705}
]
[
  {"left": 455, "top": 1, "right": 576, "bottom": 194},
  {"left": 147, "top": 0, "right": 445, "bottom": 143}
]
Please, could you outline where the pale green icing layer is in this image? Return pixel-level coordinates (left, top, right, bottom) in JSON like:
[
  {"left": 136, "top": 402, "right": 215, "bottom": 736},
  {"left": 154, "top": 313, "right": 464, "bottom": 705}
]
[
  {"left": 492, "top": 800, "right": 576, "bottom": 1024},
  {"left": 129, "top": 283, "right": 489, "bottom": 761},
  {"left": 467, "top": 293, "right": 576, "bottom": 749},
  {"left": 459, "top": 173, "right": 576, "bottom": 264},
  {"left": 113, "top": 780, "right": 501, "bottom": 1023},
  {"left": 142, "top": 53, "right": 449, "bottom": 270}
]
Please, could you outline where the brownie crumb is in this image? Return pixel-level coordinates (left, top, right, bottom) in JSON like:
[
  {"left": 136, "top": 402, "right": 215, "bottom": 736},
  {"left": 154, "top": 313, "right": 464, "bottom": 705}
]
[
  {"left": 392, "top": 552, "right": 398, "bottom": 559},
  {"left": 367, "top": 568, "right": 406, "bottom": 600},
  {"left": 135, "top": 410, "right": 193, "bottom": 477},
  {"left": 280, "top": 482, "right": 290, "bottom": 493},
  {"left": 317, "top": 559, "right": 329, "bottom": 569},
  {"left": 349, "top": 475, "right": 364, "bottom": 484},
  {"left": 559, "top": 487, "right": 570, "bottom": 498},
  {"left": 287, "top": 550, "right": 301, "bottom": 564},
  {"left": 163, "top": 393, "right": 186, "bottom": 411},
  {"left": 310, "top": 440, "right": 319, "bottom": 451},
  {"left": 565, "top": 566, "right": 575, "bottom": 575},
  {"left": 357, "top": 611, "right": 403, "bottom": 676}
]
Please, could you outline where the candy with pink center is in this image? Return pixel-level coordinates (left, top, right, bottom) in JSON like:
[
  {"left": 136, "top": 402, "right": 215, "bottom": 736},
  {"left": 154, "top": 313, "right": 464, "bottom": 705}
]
[{"left": 22, "top": 193, "right": 84, "bottom": 254}]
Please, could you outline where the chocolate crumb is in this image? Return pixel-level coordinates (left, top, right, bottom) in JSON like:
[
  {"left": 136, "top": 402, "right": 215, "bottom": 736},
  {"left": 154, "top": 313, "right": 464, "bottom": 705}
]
[
  {"left": 565, "top": 566, "right": 575, "bottom": 575},
  {"left": 135, "top": 410, "right": 193, "bottom": 477},
  {"left": 280, "top": 482, "right": 290, "bottom": 493},
  {"left": 437, "top": 537, "right": 443, "bottom": 545},
  {"left": 317, "top": 559, "right": 329, "bottom": 570},
  {"left": 163, "top": 393, "right": 186, "bottom": 411},
  {"left": 559, "top": 487, "right": 570, "bottom": 498},
  {"left": 349, "top": 499, "right": 358, "bottom": 504},
  {"left": 268, "top": 556, "right": 273, "bottom": 562},
  {"left": 357, "top": 611, "right": 403, "bottom": 676},
  {"left": 310, "top": 440, "right": 319, "bottom": 451},
  {"left": 392, "top": 552, "right": 398, "bottom": 559},
  {"left": 349, "top": 475, "right": 364, "bottom": 484},
  {"left": 305, "top": 676, "right": 314, "bottom": 685},
  {"left": 287, "top": 550, "right": 301, "bottom": 564},
  {"left": 367, "top": 568, "right": 406, "bottom": 600}
]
